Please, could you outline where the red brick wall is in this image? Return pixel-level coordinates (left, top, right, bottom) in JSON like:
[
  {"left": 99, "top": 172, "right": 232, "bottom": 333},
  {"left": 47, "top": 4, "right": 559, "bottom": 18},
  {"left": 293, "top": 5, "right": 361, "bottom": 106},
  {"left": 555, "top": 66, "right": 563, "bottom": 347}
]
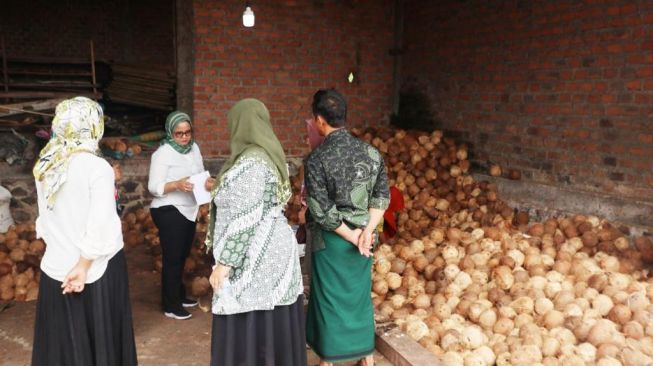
[
  {"left": 192, "top": 0, "right": 395, "bottom": 157},
  {"left": 1, "top": 0, "right": 174, "bottom": 66},
  {"left": 402, "top": 0, "right": 653, "bottom": 201}
]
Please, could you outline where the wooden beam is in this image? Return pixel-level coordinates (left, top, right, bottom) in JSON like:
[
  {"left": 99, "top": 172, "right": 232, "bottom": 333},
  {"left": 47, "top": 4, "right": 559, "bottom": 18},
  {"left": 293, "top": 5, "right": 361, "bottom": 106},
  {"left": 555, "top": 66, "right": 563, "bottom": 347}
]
[
  {"left": 0, "top": 82, "right": 100, "bottom": 88},
  {"left": 391, "top": 0, "right": 404, "bottom": 116},
  {"left": 6, "top": 56, "right": 94, "bottom": 65},
  {"left": 175, "top": 0, "right": 194, "bottom": 112},
  {"left": 109, "top": 96, "right": 173, "bottom": 111},
  {"left": 0, "top": 98, "right": 65, "bottom": 117},
  {"left": 375, "top": 327, "right": 441, "bottom": 366},
  {"left": 1, "top": 37, "right": 8, "bottom": 103},
  {"left": 5, "top": 69, "right": 93, "bottom": 77},
  {"left": 90, "top": 40, "right": 97, "bottom": 96},
  {"left": 0, "top": 91, "right": 102, "bottom": 99}
]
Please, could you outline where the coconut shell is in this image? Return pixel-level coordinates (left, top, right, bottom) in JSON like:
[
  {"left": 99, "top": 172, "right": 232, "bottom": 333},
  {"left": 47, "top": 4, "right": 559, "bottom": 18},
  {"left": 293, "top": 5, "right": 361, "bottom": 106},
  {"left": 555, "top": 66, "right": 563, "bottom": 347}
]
[
  {"left": 1, "top": 287, "right": 15, "bottom": 302},
  {"left": 581, "top": 231, "right": 599, "bottom": 247},
  {"left": 563, "top": 224, "right": 579, "bottom": 238},
  {"left": 508, "top": 169, "right": 521, "bottom": 180},
  {"left": 528, "top": 223, "right": 544, "bottom": 237},
  {"left": 0, "top": 263, "right": 11, "bottom": 276},
  {"left": 634, "top": 236, "right": 653, "bottom": 263},
  {"left": 25, "top": 286, "right": 38, "bottom": 301},
  {"left": 191, "top": 276, "right": 211, "bottom": 297}
]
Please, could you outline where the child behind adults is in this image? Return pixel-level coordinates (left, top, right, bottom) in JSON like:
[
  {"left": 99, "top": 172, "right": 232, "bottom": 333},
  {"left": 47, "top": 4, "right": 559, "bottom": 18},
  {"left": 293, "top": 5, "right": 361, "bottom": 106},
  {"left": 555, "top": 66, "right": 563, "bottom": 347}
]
[{"left": 297, "top": 118, "right": 325, "bottom": 275}]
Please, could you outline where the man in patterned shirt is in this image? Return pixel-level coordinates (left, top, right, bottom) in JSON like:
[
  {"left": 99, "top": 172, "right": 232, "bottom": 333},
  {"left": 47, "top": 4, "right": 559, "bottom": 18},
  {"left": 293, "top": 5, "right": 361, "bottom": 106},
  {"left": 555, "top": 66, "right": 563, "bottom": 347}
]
[{"left": 305, "top": 88, "right": 390, "bottom": 366}]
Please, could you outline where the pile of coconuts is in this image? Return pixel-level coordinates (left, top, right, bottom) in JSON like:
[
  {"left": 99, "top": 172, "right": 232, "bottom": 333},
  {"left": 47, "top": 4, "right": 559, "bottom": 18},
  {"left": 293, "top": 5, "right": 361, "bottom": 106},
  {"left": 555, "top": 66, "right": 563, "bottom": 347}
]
[{"left": 347, "top": 127, "right": 653, "bottom": 366}]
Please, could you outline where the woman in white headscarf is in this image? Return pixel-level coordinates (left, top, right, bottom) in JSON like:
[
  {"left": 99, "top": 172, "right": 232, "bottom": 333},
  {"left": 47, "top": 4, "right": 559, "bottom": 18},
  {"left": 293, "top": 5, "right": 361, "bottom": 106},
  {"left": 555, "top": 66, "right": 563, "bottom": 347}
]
[{"left": 32, "top": 97, "right": 137, "bottom": 366}]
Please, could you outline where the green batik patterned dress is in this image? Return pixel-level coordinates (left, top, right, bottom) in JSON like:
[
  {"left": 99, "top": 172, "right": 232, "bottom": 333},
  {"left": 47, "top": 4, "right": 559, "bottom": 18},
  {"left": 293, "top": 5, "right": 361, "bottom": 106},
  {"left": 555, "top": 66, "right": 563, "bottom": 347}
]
[
  {"left": 210, "top": 152, "right": 303, "bottom": 315},
  {"left": 304, "top": 128, "right": 390, "bottom": 363}
]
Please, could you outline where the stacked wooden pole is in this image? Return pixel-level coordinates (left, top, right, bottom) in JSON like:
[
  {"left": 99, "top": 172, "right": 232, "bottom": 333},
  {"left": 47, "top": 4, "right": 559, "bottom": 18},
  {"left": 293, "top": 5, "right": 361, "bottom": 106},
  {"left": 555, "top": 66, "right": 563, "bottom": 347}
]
[{"left": 107, "top": 64, "right": 176, "bottom": 111}]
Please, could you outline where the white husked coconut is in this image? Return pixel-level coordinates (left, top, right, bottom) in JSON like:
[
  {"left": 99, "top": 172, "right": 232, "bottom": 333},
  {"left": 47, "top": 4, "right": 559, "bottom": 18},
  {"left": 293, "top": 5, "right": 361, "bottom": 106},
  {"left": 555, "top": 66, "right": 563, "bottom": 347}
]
[
  {"left": 510, "top": 345, "right": 542, "bottom": 364},
  {"left": 405, "top": 319, "right": 429, "bottom": 341},
  {"left": 442, "top": 351, "right": 464, "bottom": 366},
  {"left": 473, "top": 346, "right": 496, "bottom": 365},
  {"left": 460, "top": 326, "right": 485, "bottom": 350},
  {"left": 575, "top": 342, "right": 597, "bottom": 363}
]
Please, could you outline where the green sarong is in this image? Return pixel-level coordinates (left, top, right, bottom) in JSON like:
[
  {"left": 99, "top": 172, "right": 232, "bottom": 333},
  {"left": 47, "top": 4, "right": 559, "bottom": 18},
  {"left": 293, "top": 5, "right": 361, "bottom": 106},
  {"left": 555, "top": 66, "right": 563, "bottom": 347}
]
[{"left": 306, "top": 230, "right": 375, "bottom": 363}]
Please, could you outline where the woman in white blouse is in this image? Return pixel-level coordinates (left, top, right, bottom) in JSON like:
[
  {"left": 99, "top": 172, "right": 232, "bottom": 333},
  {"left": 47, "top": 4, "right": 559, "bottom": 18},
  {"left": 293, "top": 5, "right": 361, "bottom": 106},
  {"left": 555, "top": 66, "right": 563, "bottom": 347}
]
[
  {"left": 32, "top": 97, "right": 137, "bottom": 365},
  {"left": 148, "top": 111, "right": 214, "bottom": 320}
]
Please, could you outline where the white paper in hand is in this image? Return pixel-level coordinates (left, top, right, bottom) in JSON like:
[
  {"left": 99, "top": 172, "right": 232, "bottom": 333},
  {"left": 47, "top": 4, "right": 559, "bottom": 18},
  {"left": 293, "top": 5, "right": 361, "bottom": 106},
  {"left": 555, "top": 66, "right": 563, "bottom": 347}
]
[{"left": 188, "top": 171, "right": 211, "bottom": 205}]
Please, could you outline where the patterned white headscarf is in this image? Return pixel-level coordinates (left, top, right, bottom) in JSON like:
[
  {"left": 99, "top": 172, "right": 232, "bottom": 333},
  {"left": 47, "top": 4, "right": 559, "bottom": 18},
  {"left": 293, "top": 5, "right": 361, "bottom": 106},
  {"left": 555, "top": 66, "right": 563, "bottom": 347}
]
[{"left": 33, "top": 97, "right": 104, "bottom": 209}]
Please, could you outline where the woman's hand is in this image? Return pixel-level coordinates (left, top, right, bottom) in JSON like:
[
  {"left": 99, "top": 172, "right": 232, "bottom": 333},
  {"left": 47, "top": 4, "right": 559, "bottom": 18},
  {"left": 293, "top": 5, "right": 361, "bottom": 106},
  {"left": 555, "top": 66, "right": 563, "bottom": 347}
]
[
  {"left": 62, "top": 257, "right": 92, "bottom": 294},
  {"left": 209, "top": 264, "right": 231, "bottom": 292},
  {"left": 204, "top": 177, "right": 216, "bottom": 192},
  {"left": 176, "top": 177, "right": 194, "bottom": 193},
  {"left": 298, "top": 206, "right": 307, "bottom": 224},
  {"left": 357, "top": 228, "right": 373, "bottom": 257}
]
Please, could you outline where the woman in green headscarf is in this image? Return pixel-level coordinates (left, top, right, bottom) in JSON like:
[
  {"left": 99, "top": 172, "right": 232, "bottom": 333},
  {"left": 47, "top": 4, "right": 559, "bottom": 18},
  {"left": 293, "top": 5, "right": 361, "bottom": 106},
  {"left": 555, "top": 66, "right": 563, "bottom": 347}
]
[
  {"left": 148, "top": 111, "right": 214, "bottom": 320},
  {"left": 206, "top": 99, "right": 306, "bottom": 366}
]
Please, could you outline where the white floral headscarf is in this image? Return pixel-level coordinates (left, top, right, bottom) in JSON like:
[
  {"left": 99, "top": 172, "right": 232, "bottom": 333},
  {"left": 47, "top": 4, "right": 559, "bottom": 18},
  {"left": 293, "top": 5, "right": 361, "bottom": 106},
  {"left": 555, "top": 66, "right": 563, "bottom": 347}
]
[{"left": 33, "top": 97, "right": 104, "bottom": 209}]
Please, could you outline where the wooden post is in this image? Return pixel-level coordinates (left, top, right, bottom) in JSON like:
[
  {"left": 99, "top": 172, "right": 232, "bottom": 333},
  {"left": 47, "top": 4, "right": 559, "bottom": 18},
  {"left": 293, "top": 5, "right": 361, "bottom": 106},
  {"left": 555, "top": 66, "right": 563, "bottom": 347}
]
[
  {"left": 1, "top": 37, "right": 9, "bottom": 103},
  {"left": 90, "top": 40, "right": 97, "bottom": 97},
  {"left": 175, "top": 0, "right": 195, "bottom": 112},
  {"left": 390, "top": 0, "right": 404, "bottom": 116}
]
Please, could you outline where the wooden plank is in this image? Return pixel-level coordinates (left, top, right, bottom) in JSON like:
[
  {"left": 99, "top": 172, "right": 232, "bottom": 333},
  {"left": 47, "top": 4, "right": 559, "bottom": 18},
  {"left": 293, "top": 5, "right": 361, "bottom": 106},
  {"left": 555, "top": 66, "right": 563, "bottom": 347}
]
[
  {"left": 5, "top": 69, "right": 93, "bottom": 77},
  {"left": 0, "top": 91, "right": 102, "bottom": 99},
  {"left": 112, "top": 68, "right": 175, "bottom": 78},
  {"left": 107, "top": 85, "right": 174, "bottom": 97},
  {"left": 108, "top": 92, "right": 173, "bottom": 102},
  {"left": 0, "top": 98, "right": 66, "bottom": 117},
  {"left": 113, "top": 63, "right": 175, "bottom": 73},
  {"left": 108, "top": 95, "right": 173, "bottom": 106},
  {"left": 7, "top": 56, "right": 92, "bottom": 65},
  {"left": 109, "top": 78, "right": 174, "bottom": 88},
  {"left": 90, "top": 41, "right": 97, "bottom": 95},
  {"left": 112, "top": 73, "right": 174, "bottom": 83},
  {"left": 109, "top": 96, "right": 173, "bottom": 111},
  {"left": 112, "top": 75, "right": 175, "bottom": 87},
  {"left": 1, "top": 38, "right": 8, "bottom": 94},
  {"left": 108, "top": 94, "right": 172, "bottom": 104},
  {"left": 107, "top": 85, "right": 174, "bottom": 96},
  {"left": 375, "top": 327, "right": 441, "bottom": 366},
  {"left": 112, "top": 66, "right": 175, "bottom": 80},
  {"left": 0, "top": 82, "right": 100, "bottom": 88}
]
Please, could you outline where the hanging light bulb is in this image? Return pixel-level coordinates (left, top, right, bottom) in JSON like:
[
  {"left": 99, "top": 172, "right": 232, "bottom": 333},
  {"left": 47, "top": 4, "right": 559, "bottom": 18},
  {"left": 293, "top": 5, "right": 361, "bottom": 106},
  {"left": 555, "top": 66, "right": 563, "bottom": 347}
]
[{"left": 242, "top": 5, "right": 255, "bottom": 27}]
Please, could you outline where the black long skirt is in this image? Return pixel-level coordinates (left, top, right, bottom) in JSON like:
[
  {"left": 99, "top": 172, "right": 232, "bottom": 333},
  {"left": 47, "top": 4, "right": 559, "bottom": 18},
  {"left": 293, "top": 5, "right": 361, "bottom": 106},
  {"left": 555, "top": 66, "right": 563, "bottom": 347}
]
[
  {"left": 211, "top": 295, "right": 307, "bottom": 366},
  {"left": 32, "top": 250, "right": 137, "bottom": 366}
]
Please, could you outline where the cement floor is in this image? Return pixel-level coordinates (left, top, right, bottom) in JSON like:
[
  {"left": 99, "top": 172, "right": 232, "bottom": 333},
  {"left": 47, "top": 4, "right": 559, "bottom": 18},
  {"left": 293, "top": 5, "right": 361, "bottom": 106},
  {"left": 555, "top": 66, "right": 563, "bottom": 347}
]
[{"left": 0, "top": 244, "right": 391, "bottom": 366}]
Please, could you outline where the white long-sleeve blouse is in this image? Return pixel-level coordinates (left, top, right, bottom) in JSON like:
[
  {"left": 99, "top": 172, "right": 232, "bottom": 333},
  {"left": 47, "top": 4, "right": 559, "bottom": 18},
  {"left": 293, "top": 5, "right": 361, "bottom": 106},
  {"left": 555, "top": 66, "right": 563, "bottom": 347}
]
[
  {"left": 147, "top": 143, "right": 205, "bottom": 222},
  {"left": 35, "top": 153, "right": 123, "bottom": 283}
]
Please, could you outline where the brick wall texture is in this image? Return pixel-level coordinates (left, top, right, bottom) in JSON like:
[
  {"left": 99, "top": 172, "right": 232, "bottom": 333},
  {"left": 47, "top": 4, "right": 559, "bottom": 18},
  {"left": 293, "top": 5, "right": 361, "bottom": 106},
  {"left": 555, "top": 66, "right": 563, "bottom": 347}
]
[
  {"left": 192, "top": 0, "right": 395, "bottom": 157},
  {"left": 402, "top": 0, "right": 653, "bottom": 202},
  {"left": 1, "top": 0, "right": 174, "bottom": 66}
]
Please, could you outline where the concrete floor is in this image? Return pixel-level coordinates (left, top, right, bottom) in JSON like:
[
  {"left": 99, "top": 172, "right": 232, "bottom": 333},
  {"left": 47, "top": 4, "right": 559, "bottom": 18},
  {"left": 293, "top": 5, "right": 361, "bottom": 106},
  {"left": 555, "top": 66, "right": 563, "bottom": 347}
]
[{"left": 0, "top": 244, "right": 391, "bottom": 366}]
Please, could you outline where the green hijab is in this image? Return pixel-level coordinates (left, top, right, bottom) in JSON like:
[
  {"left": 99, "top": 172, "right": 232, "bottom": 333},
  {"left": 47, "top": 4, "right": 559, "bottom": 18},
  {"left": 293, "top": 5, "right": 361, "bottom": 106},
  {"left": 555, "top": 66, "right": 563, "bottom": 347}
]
[
  {"left": 205, "top": 99, "right": 291, "bottom": 251},
  {"left": 217, "top": 99, "right": 290, "bottom": 193},
  {"left": 163, "top": 111, "right": 194, "bottom": 154}
]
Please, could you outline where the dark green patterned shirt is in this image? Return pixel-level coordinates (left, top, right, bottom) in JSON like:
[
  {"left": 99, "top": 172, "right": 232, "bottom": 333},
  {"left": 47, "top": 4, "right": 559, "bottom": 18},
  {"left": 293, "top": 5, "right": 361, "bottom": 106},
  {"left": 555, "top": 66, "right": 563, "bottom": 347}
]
[{"left": 305, "top": 128, "right": 390, "bottom": 250}]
